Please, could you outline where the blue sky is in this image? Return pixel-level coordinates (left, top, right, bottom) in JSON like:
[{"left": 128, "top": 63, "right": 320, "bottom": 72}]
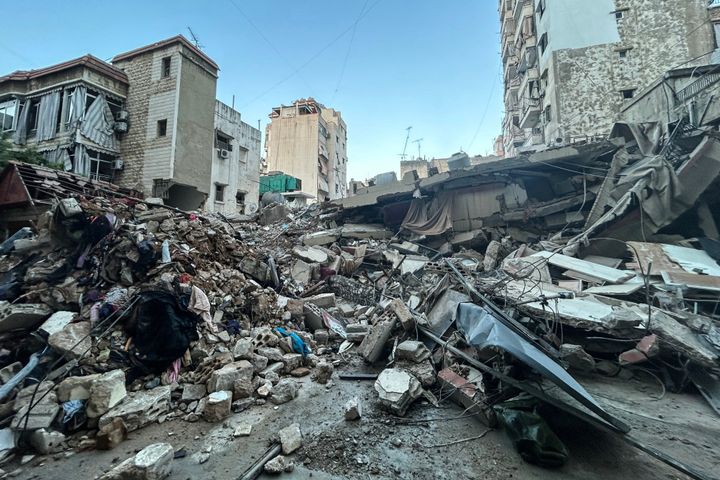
[{"left": 0, "top": 0, "right": 503, "bottom": 181}]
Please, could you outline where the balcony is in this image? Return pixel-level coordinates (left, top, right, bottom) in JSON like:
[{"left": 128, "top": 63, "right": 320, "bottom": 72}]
[
  {"left": 519, "top": 95, "right": 542, "bottom": 129},
  {"left": 709, "top": 0, "right": 720, "bottom": 8}
]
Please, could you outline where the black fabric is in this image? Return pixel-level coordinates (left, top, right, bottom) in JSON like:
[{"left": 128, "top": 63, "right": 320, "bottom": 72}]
[{"left": 124, "top": 290, "right": 199, "bottom": 373}]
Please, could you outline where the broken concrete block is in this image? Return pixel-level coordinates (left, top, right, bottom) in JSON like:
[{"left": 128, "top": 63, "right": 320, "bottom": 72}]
[
  {"left": 260, "top": 362, "right": 284, "bottom": 378},
  {"left": 87, "top": 370, "right": 127, "bottom": 418},
  {"left": 395, "top": 341, "right": 431, "bottom": 363},
  {"left": 181, "top": 384, "right": 207, "bottom": 402},
  {"left": 48, "top": 321, "right": 92, "bottom": 359},
  {"left": 359, "top": 319, "right": 395, "bottom": 363},
  {"left": 344, "top": 397, "right": 362, "bottom": 421},
  {"left": 314, "top": 329, "right": 329, "bottom": 345},
  {"left": 293, "top": 246, "right": 328, "bottom": 264},
  {"left": 233, "top": 423, "right": 253, "bottom": 437},
  {"left": 59, "top": 198, "right": 82, "bottom": 217},
  {"left": 269, "top": 379, "right": 298, "bottom": 405},
  {"left": 29, "top": 429, "right": 65, "bottom": 454},
  {"left": 559, "top": 344, "right": 596, "bottom": 372},
  {"left": 99, "top": 442, "right": 174, "bottom": 480},
  {"left": 0, "top": 302, "right": 52, "bottom": 333},
  {"left": 232, "top": 338, "right": 254, "bottom": 360},
  {"left": 259, "top": 203, "right": 288, "bottom": 225},
  {"left": 37, "top": 311, "right": 75, "bottom": 337},
  {"left": 346, "top": 323, "right": 369, "bottom": 343},
  {"left": 251, "top": 354, "right": 269, "bottom": 373},
  {"left": 302, "top": 229, "right": 339, "bottom": 246},
  {"left": 389, "top": 298, "right": 414, "bottom": 330},
  {"left": 303, "top": 302, "right": 324, "bottom": 332},
  {"left": 207, "top": 360, "right": 254, "bottom": 393},
  {"left": 396, "top": 360, "right": 436, "bottom": 388},
  {"left": 257, "top": 347, "right": 284, "bottom": 363},
  {"left": 0, "top": 362, "right": 21, "bottom": 384},
  {"left": 264, "top": 455, "right": 294, "bottom": 474},
  {"left": 281, "top": 353, "right": 303, "bottom": 373},
  {"left": 374, "top": 368, "right": 422, "bottom": 416},
  {"left": 483, "top": 240, "right": 502, "bottom": 271},
  {"left": 233, "top": 375, "right": 255, "bottom": 399},
  {"left": 12, "top": 402, "right": 60, "bottom": 431},
  {"left": 278, "top": 423, "right": 302, "bottom": 454},
  {"left": 203, "top": 391, "right": 232, "bottom": 422},
  {"left": 96, "top": 418, "right": 127, "bottom": 450},
  {"left": 98, "top": 386, "right": 171, "bottom": 432},
  {"left": 13, "top": 381, "right": 56, "bottom": 412},
  {"left": 291, "top": 260, "right": 314, "bottom": 286},
  {"left": 619, "top": 334, "right": 659, "bottom": 366},
  {"left": 305, "top": 293, "right": 336, "bottom": 308},
  {"left": 313, "top": 361, "right": 334, "bottom": 384}
]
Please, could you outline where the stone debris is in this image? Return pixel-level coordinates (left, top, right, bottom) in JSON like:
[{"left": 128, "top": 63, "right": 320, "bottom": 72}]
[
  {"left": 344, "top": 397, "right": 362, "bottom": 421},
  {"left": 202, "top": 391, "right": 232, "bottom": 422},
  {"left": 374, "top": 368, "right": 423, "bottom": 416},
  {"left": 264, "top": 454, "right": 294, "bottom": 474},
  {"left": 278, "top": 423, "right": 303, "bottom": 455},
  {"left": 99, "top": 442, "right": 173, "bottom": 480}
]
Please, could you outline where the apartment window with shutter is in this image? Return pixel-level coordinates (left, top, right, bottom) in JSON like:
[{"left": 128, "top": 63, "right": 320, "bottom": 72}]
[
  {"left": 539, "top": 33, "right": 548, "bottom": 55},
  {"left": 157, "top": 119, "right": 167, "bottom": 137},
  {"left": 215, "top": 184, "right": 225, "bottom": 203}
]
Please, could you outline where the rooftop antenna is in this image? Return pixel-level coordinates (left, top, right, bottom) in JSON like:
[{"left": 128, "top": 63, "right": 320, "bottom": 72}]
[
  {"left": 412, "top": 138, "right": 424, "bottom": 160},
  {"left": 187, "top": 27, "right": 205, "bottom": 50},
  {"left": 399, "top": 126, "right": 413, "bottom": 161}
]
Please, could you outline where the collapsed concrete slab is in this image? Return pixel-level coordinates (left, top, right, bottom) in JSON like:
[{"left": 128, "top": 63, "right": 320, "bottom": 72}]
[
  {"left": 99, "top": 386, "right": 171, "bottom": 432},
  {"left": 99, "top": 442, "right": 174, "bottom": 480}
]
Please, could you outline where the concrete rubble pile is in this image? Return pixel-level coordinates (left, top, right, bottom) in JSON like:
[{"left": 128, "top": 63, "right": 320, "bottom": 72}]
[{"left": 1, "top": 116, "right": 720, "bottom": 476}]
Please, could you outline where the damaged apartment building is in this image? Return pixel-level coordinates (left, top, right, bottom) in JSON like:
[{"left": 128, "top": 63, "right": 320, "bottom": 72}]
[
  {"left": 265, "top": 98, "right": 348, "bottom": 202},
  {"left": 0, "top": 35, "right": 261, "bottom": 214},
  {"left": 500, "top": 0, "right": 720, "bottom": 157}
]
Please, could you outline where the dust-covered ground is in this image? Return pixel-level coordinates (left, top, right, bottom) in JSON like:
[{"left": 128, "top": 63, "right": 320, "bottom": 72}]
[{"left": 10, "top": 364, "right": 718, "bottom": 480}]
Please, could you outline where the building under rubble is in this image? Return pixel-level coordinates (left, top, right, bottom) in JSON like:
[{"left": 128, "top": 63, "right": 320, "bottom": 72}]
[
  {"left": 0, "top": 35, "right": 261, "bottom": 214},
  {"left": 501, "top": 0, "right": 720, "bottom": 157}
]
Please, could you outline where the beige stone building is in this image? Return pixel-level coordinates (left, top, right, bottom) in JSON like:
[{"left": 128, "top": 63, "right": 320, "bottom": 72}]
[
  {"left": 265, "top": 98, "right": 347, "bottom": 202},
  {"left": 500, "top": 0, "right": 719, "bottom": 157},
  {"left": 111, "top": 36, "right": 219, "bottom": 210}
]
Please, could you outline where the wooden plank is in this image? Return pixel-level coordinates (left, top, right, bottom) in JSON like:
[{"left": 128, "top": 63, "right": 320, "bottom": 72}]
[
  {"left": 661, "top": 271, "right": 720, "bottom": 292},
  {"left": 627, "top": 241, "right": 684, "bottom": 276},
  {"left": 531, "top": 251, "right": 635, "bottom": 284}
]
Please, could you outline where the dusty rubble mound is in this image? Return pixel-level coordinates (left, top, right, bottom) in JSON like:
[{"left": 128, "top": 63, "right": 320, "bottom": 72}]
[{"left": 0, "top": 142, "right": 719, "bottom": 478}]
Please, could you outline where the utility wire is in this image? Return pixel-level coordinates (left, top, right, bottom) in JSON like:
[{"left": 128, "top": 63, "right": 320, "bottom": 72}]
[
  {"left": 330, "top": 0, "right": 370, "bottom": 104},
  {"left": 227, "top": 0, "right": 315, "bottom": 95},
  {"left": 239, "top": 0, "right": 384, "bottom": 109},
  {"left": 467, "top": 65, "right": 501, "bottom": 151}
]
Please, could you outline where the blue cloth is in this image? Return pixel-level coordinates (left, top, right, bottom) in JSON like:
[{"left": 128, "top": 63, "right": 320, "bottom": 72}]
[
  {"left": 62, "top": 400, "right": 85, "bottom": 424},
  {"left": 274, "top": 327, "right": 311, "bottom": 357}
]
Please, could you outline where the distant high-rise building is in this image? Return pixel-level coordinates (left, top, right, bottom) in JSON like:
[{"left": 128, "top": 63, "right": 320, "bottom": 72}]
[
  {"left": 500, "top": 0, "right": 719, "bottom": 157},
  {"left": 265, "top": 98, "right": 347, "bottom": 202}
]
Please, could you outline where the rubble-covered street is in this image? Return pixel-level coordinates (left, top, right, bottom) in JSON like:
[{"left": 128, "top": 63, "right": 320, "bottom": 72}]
[{"left": 1, "top": 118, "right": 720, "bottom": 480}]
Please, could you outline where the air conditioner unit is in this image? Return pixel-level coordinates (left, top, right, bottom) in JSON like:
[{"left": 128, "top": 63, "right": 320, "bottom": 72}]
[
  {"left": 114, "top": 121, "right": 128, "bottom": 133},
  {"left": 220, "top": 149, "right": 230, "bottom": 159},
  {"left": 115, "top": 110, "right": 129, "bottom": 122},
  {"left": 113, "top": 159, "right": 124, "bottom": 170}
]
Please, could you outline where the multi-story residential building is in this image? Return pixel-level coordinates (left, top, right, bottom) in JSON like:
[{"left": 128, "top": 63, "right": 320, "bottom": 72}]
[
  {"left": 0, "top": 35, "right": 262, "bottom": 213},
  {"left": 0, "top": 55, "right": 129, "bottom": 182},
  {"left": 265, "top": 98, "right": 348, "bottom": 202},
  {"left": 211, "top": 100, "right": 262, "bottom": 215},
  {"left": 499, "top": 0, "right": 719, "bottom": 157}
]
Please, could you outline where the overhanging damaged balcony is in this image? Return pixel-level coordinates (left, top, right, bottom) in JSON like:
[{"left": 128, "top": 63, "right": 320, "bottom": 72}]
[{"left": 519, "top": 97, "right": 541, "bottom": 129}]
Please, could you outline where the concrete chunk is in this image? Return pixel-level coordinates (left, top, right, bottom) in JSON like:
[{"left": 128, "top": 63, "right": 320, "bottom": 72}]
[
  {"left": 87, "top": 370, "right": 127, "bottom": 418},
  {"left": 57, "top": 374, "right": 101, "bottom": 402},
  {"left": 269, "top": 379, "right": 298, "bottom": 405},
  {"left": 98, "top": 386, "right": 171, "bottom": 432},
  {"left": 278, "top": 423, "right": 302, "bottom": 454},
  {"left": 29, "top": 429, "right": 65, "bottom": 455},
  {"left": 0, "top": 302, "right": 52, "bottom": 333},
  {"left": 203, "top": 391, "right": 232, "bottom": 422},
  {"left": 374, "top": 368, "right": 422, "bottom": 416},
  {"left": 389, "top": 298, "right": 414, "bottom": 331},
  {"left": 344, "top": 397, "right": 362, "bottom": 421},
  {"left": 395, "top": 340, "right": 431, "bottom": 363},
  {"left": 99, "top": 442, "right": 173, "bottom": 480},
  {"left": 207, "top": 361, "right": 254, "bottom": 393},
  {"left": 37, "top": 311, "right": 75, "bottom": 337},
  {"left": 293, "top": 246, "right": 329, "bottom": 264},
  {"left": 48, "top": 321, "right": 92, "bottom": 359},
  {"left": 359, "top": 319, "right": 395, "bottom": 363}
]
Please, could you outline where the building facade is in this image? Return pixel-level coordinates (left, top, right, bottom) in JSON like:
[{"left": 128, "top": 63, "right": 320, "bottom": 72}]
[
  {"left": 0, "top": 55, "right": 129, "bottom": 182},
  {"left": 500, "top": 0, "right": 719, "bottom": 157},
  {"left": 210, "top": 100, "right": 262, "bottom": 215},
  {"left": 265, "top": 98, "right": 347, "bottom": 202},
  {"left": 0, "top": 35, "right": 262, "bottom": 213}
]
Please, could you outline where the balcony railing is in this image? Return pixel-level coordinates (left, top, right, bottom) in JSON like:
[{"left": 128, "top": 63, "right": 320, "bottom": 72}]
[{"left": 709, "top": 0, "right": 720, "bottom": 8}]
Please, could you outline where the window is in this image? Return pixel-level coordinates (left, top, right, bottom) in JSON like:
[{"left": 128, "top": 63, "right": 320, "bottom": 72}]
[
  {"left": 544, "top": 104, "right": 552, "bottom": 123},
  {"left": 161, "top": 57, "right": 171, "bottom": 78},
  {"left": 537, "top": 0, "right": 545, "bottom": 19},
  {"left": 215, "top": 131, "right": 232, "bottom": 151},
  {"left": 157, "top": 119, "right": 167, "bottom": 137},
  {"left": 0, "top": 99, "right": 17, "bottom": 132},
  {"left": 215, "top": 184, "right": 225, "bottom": 203},
  {"left": 714, "top": 23, "right": 720, "bottom": 48},
  {"left": 539, "top": 33, "right": 548, "bottom": 55},
  {"left": 615, "top": 11, "right": 623, "bottom": 20},
  {"left": 28, "top": 99, "right": 41, "bottom": 131},
  {"left": 619, "top": 50, "right": 627, "bottom": 59},
  {"left": 621, "top": 89, "right": 636, "bottom": 99}
]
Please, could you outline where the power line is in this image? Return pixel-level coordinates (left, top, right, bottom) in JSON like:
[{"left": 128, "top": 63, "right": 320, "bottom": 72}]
[
  {"left": 467, "top": 65, "right": 501, "bottom": 150},
  {"left": 239, "top": 0, "right": 384, "bottom": 110},
  {"left": 330, "top": 0, "right": 370, "bottom": 104},
  {"left": 227, "top": 0, "right": 314, "bottom": 94}
]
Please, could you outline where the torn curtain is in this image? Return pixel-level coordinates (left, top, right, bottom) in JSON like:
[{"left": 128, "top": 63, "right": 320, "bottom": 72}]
[
  {"left": 401, "top": 191, "right": 454, "bottom": 235},
  {"left": 36, "top": 91, "right": 61, "bottom": 141},
  {"left": 80, "top": 93, "right": 117, "bottom": 150}
]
